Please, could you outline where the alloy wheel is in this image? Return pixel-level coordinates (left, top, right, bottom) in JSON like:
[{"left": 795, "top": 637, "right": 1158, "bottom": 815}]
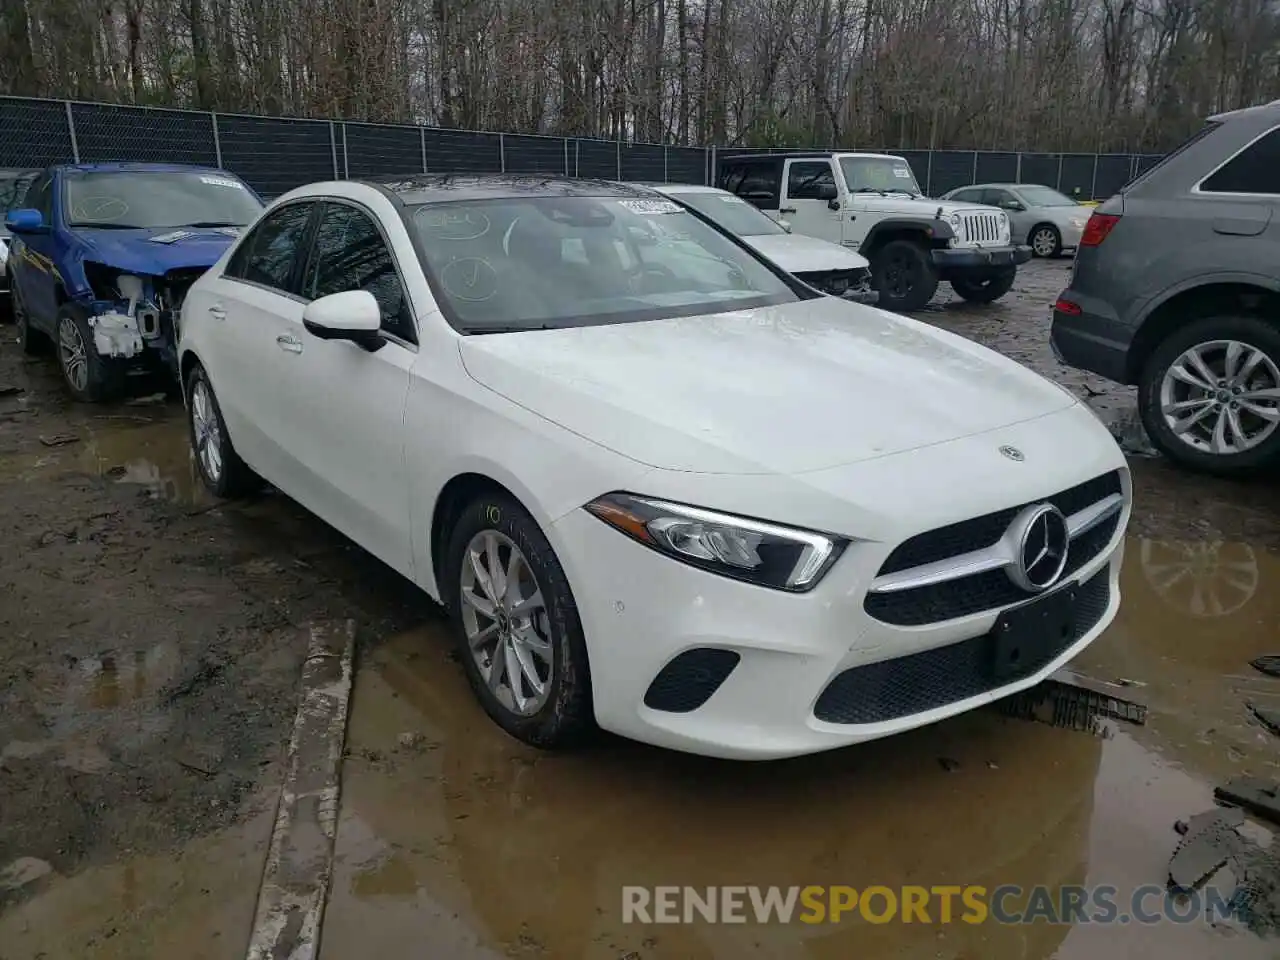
[
  {"left": 1159, "top": 339, "right": 1280, "bottom": 456},
  {"left": 190, "top": 379, "right": 224, "bottom": 483},
  {"left": 57, "top": 316, "right": 88, "bottom": 392},
  {"left": 459, "top": 530, "right": 553, "bottom": 717},
  {"left": 883, "top": 252, "right": 913, "bottom": 299},
  {"left": 1032, "top": 228, "right": 1057, "bottom": 257}
]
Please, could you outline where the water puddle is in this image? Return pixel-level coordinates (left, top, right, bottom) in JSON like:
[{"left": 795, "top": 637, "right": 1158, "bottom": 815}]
[
  {"left": 0, "top": 411, "right": 212, "bottom": 508},
  {"left": 0, "top": 803, "right": 274, "bottom": 959},
  {"left": 324, "top": 535, "right": 1280, "bottom": 959}
]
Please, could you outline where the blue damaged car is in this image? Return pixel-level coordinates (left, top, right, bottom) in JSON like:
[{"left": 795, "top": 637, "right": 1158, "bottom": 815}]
[{"left": 5, "top": 162, "right": 265, "bottom": 401}]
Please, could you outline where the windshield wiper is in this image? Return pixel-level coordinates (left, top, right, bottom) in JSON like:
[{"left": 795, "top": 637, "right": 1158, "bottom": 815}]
[
  {"left": 180, "top": 221, "right": 244, "bottom": 228},
  {"left": 72, "top": 222, "right": 146, "bottom": 229},
  {"left": 465, "top": 323, "right": 558, "bottom": 335},
  {"left": 852, "top": 187, "right": 887, "bottom": 196}
]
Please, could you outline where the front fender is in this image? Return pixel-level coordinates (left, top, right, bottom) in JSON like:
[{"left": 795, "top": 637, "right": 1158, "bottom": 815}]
[{"left": 860, "top": 217, "right": 954, "bottom": 255}]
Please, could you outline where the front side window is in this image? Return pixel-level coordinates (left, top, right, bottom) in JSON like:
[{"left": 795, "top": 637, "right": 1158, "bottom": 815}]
[
  {"left": 24, "top": 175, "right": 52, "bottom": 222},
  {"left": 670, "top": 191, "right": 786, "bottom": 237},
  {"left": 227, "top": 202, "right": 314, "bottom": 292},
  {"left": 1200, "top": 127, "right": 1280, "bottom": 195},
  {"left": 409, "top": 196, "right": 801, "bottom": 333},
  {"left": 63, "top": 170, "right": 264, "bottom": 230},
  {"left": 839, "top": 157, "right": 921, "bottom": 196},
  {"left": 0, "top": 172, "right": 37, "bottom": 215},
  {"left": 787, "top": 162, "right": 836, "bottom": 200},
  {"left": 305, "top": 203, "right": 414, "bottom": 343}
]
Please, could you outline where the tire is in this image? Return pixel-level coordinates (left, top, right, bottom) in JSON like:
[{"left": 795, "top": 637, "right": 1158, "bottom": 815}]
[
  {"left": 185, "top": 363, "right": 262, "bottom": 498},
  {"left": 1138, "top": 314, "right": 1280, "bottom": 477},
  {"left": 1029, "top": 224, "right": 1062, "bottom": 258},
  {"left": 950, "top": 268, "right": 1017, "bottom": 304},
  {"left": 55, "top": 304, "right": 125, "bottom": 402},
  {"left": 11, "top": 284, "right": 47, "bottom": 356},
  {"left": 870, "top": 239, "right": 939, "bottom": 312},
  {"left": 444, "top": 493, "right": 594, "bottom": 749}
]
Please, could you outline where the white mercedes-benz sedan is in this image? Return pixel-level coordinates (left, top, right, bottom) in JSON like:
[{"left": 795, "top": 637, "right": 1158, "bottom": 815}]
[{"left": 178, "top": 175, "right": 1130, "bottom": 760}]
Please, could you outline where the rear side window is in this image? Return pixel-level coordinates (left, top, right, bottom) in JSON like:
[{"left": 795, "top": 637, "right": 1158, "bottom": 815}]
[
  {"left": 787, "top": 162, "right": 836, "bottom": 199},
  {"left": 1200, "top": 127, "right": 1280, "bottom": 195},
  {"left": 1124, "top": 121, "right": 1220, "bottom": 192},
  {"left": 724, "top": 161, "right": 781, "bottom": 210},
  {"left": 950, "top": 188, "right": 982, "bottom": 203},
  {"left": 226, "top": 202, "right": 314, "bottom": 292}
]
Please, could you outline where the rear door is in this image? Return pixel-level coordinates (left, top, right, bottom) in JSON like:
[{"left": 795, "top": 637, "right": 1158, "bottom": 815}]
[
  {"left": 196, "top": 200, "right": 318, "bottom": 483},
  {"left": 781, "top": 159, "right": 841, "bottom": 243}
]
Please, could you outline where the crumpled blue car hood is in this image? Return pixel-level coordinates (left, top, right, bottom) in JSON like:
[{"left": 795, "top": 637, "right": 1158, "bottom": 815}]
[{"left": 75, "top": 225, "right": 244, "bottom": 274}]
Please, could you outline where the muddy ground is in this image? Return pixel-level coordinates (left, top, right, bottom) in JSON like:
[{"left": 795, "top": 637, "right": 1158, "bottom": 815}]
[{"left": 2, "top": 259, "right": 1280, "bottom": 959}]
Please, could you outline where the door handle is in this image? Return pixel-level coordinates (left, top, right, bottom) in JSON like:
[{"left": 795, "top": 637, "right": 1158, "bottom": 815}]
[
  {"left": 779, "top": 206, "right": 797, "bottom": 214},
  {"left": 208, "top": 304, "right": 226, "bottom": 321},
  {"left": 276, "top": 334, "right": 303, "bottom": 354}
]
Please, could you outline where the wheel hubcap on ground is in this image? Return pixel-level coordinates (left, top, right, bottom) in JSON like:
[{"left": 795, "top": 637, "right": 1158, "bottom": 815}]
[
  {"left": 1032, "top": 229, "right": 1057, "bottom": 256},
  {"left": 1159, "top": 339, "right": 1280, "bottom": 455},
  {"left": 57, "top": 318, "right": 88, "bottom": 392},
  {"left": 460, "top": 530, "right": 553, "bottom": 716},
  {"left": 190, "top": 380, "right": 224, "bottom": 482}
]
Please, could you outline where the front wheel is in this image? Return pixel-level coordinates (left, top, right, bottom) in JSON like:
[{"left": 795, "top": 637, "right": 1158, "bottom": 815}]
[
  {"left": 1138, "top": 315, "right": 1280, "bottom": 477},
  {"left": 870, "top": 240, "right": 939, "bottom": 312},
  {"left": 1029, "top": 224, "right": 1062, "bottom": 258},
  {"left": 950, "top": 268, "right": 1016, "bottom": 304},
  {"left": 55, "top": 305, "right": 124, "bottom": 402},
  {"left": 445, "top": 493, "right": 594, "bottom": 749}
]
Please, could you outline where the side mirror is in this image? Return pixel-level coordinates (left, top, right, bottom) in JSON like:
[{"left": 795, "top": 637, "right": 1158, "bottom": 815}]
[
  {"left": 302, "top": 290, "right": 384, "bottom": 352},
  {"left": 1002, "top": 199, "right": 1025, "bottom": 212},
  {"left": 817, "top": 183, "right": 838, "bottom": 201},
  {"left": 5, "top": 208, "right": 46, "bottom": 234}
]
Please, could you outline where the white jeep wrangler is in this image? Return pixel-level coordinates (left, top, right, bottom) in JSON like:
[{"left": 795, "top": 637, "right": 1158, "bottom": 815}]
[{"left": 718, "top": 152, "right": 1033, "bottom": 311}]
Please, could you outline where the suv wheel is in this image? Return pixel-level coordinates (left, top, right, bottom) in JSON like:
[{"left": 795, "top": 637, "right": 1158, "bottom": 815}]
[
  {"left": 870, "top": 240, "right": 939, "bottom": 312},
  {"left": 950, "top": 268, "right": 1016, "bottom": 304},
  {"left": 56, "top": 305, "right": 124, "bottom": 402},
  {"left": 1139, "top": 315, "right": 1280, "bottom": 476}
]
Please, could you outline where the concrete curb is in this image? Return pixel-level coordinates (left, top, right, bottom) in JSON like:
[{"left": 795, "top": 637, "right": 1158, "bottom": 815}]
[{"left": 245, "top": 620, "right": 356, "bottom": 960}]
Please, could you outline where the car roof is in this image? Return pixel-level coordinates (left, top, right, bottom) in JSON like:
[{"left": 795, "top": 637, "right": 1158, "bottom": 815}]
[
  {"left": 53, "top": 162, "right": 231, "bottom": 175},
  {"left": 1207, "top": 98, "right": 1280, "bottom": 123},
  {"left": 368, "top": 174, "right": 659, "bottom": 205}
]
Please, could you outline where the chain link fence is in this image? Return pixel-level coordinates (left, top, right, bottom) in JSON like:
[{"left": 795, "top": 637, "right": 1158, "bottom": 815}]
[{"left": 0, "top": 95, "right": 1159, "bottom": 201}]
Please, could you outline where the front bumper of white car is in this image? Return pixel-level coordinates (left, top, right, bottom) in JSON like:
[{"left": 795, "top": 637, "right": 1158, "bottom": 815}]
[{"left": 550, "top": 405, "right": 1129, "bottom": 760}]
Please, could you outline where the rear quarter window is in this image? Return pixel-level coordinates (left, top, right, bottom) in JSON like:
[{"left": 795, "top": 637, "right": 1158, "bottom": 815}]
[{"left": 1199, "top": 126, "right": 1280, "bottom": 195}]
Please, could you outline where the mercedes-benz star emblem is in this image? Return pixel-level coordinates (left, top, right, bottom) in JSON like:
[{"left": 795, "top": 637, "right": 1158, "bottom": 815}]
[
  {"left": 999, "top": 445, "right": 1025, "bottom": 462},
  {"left": 1006, "top": 503, "right": 1070, "bottom": 592}
]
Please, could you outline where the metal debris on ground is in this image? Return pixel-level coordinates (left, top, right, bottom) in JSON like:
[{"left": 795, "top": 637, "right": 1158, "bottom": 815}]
[
  {"left": 1251, "top": 655, "right": 1280, "bottom": 679},
  {"left": 997, "top": 668, "right": 1147, "bottom": 734},
  {"left": 0, "top": 384, "right": 24, "bottom": 397},
  {"left": 1247, "top": 702, "right": 1280, "bottom": 737},
  {"left": 1215, "top": 778, "right": 1280, "bottom": 828},
  {"left": 38, "top": 433, "right": 79, "bottom": 447},
  {"left": 124, "top": 392, "right": 167, "bottom": 406},
  {"left": 1168, "top": 806, "right": 1280, "bottom": 936}
]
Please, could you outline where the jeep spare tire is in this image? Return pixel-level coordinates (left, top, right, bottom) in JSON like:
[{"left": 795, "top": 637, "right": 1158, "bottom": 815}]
[{"left": 870, "top": 240, "right": 939, "bottom": 312}]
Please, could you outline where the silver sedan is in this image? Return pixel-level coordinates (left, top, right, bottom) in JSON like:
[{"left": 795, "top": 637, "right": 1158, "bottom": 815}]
[{"left": 940, "top": 183, "right": 1090, "bottom": 258}]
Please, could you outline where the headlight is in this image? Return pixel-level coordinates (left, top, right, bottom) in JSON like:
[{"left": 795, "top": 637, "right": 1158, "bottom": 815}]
[{"left": 585, "top": 493, "right": 846, "bottom": 591}]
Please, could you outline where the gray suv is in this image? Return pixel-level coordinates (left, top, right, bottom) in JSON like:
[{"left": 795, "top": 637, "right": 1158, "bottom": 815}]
[{"left": 1051, "top": 100, "right": 1280, "bottom": 477}]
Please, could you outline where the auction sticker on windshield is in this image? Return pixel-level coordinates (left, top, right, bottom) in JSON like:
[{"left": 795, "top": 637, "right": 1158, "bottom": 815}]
[
  {"left": 619, "top": 199, "right": 683, "bottom": 215},
  {"left": 200, "top": 176, "right": 246, "bottom": 189},
  {"left": 893, "top": 167, "right": 911, "bottom": 178},
  {"left": 720, "top": 196, "right": 747, "bottom": 204}
]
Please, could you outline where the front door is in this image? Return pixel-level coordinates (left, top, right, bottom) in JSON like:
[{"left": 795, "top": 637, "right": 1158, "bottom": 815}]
[
  {"left": 10, "top": 172, "right": 60, "bottom": 331},
  {"left": 780, "top": 159, "right": 842, "bottom": 245},
  {"left": 279, "top": 200, "right": 417, "bottom": 577}
]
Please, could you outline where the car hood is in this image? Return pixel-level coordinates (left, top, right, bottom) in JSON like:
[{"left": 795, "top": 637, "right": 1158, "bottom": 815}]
[
  {"left": 743, "top": 233, "right": 869, "bottom": 272},
  {"left": 458, "top": 297, "right": 1078, "bottom": 475},
  {"left": 73, "top": 225, "right": 245, "bottom": 274}
]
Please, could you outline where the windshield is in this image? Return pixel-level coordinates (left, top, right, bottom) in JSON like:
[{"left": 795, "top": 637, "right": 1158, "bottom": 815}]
[
  {"left": 410, "top": 196, "right": 800, "bottom": 333},
  {"left": 839, "top": 157, "right": 921, "bottom": 196},
  {"left": 668, "top": 190, "right": 786, "bottom": 236},
  {"left": 64, "top": 171, "right": 264, "bottom": 229},
  {"left": 1017, "top": 185, "right": 1077, "bottom": 206}
]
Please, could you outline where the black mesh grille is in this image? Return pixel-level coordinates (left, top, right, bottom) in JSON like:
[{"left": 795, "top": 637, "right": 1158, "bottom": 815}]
[
  {"left": 644, "top": 648, "right": 740, "bottom": 713},
  {"left": 816, "top": 569, "right": 1111, "bottom": 725}
]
